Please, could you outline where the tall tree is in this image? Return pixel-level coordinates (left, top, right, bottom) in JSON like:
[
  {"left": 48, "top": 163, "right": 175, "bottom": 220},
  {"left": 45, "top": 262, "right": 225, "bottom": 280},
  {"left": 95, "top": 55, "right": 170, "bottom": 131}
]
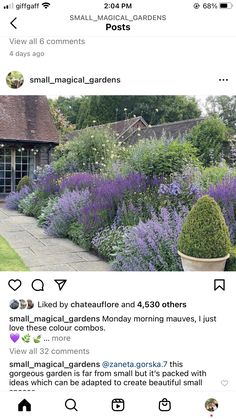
[
  {"left": 206, "top": 96, "right": 236, "bottom": 130},
  {"left": 51, "top": 96, "right": 202, "bottom": 129},
  {"left": 77, "top": 96, "right": 201, "bottom": 128}
]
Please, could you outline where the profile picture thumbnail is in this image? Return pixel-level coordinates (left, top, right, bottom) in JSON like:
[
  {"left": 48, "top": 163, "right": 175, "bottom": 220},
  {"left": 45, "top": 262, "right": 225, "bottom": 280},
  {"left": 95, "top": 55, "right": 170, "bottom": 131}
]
[
  {"left": 6, "top": 71, "right": 24, "bottom": 89},
  {"left": 9, "top": 299, "right": 19, "bottom": 309},
  {"left": 205, "top": 398, "right": 219, "bottom": 412},
  {"left": 9, "top": 299, "right": 34, "bottom": 309}
]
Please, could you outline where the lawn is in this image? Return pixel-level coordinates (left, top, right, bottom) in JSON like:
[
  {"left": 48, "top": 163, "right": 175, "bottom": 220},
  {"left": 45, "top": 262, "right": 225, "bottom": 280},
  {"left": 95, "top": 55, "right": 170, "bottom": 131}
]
[{"left": 0, "top": 236, "right": 28, "bottom": 271}]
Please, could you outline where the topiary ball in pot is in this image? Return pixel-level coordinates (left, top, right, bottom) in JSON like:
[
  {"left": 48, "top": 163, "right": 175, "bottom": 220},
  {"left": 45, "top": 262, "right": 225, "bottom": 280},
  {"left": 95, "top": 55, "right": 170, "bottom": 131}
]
[{"left": 178, "top": 195, "right": 230, "bottom": 271}]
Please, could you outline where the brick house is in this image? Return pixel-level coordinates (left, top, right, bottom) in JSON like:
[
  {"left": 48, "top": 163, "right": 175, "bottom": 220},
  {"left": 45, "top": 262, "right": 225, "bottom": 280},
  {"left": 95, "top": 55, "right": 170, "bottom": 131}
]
[{"left": 0, "top": 96, "right": 59, "bottom": 194}]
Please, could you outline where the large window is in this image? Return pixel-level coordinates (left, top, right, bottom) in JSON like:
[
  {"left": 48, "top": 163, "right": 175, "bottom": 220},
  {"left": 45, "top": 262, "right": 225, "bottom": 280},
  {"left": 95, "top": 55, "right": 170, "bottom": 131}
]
[
  {"left": 15, "top": 149, "right": 32, "bottom": 187},
  {"left": 0, "top": 148, "right": 12, "bottom": 194},
  {"left": 0, "top": 147, "right": 35, "bottom": 194}
]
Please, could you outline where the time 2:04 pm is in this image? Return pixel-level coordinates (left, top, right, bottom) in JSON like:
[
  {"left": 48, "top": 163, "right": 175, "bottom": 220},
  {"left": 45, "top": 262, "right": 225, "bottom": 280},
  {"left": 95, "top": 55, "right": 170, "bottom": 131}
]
[{"left": 104, "top": 2, "right": 132, "bottom": 9}]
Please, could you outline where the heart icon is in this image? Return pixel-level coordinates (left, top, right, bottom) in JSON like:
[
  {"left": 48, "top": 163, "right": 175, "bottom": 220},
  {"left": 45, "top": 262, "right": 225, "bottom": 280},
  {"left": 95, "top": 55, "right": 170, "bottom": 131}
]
[
  {"left": 221, "top": 380, "right": 229, "bottom": 386},
  {"left": 8, "top": 279, "right": 22, "bottom": 291},
  {"left": 10, "top": 333, "right": 20, "bottom": 343}
]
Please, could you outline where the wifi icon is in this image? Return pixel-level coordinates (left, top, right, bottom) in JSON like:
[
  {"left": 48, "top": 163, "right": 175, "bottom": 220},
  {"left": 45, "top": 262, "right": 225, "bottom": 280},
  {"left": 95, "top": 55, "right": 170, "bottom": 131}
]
[{"left": 42, "top": 2, "right": 50, "bottom": 8}]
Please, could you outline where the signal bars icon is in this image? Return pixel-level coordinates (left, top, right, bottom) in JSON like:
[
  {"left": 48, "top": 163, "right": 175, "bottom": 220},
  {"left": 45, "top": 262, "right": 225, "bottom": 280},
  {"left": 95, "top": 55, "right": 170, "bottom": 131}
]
[
  {"left": 42, "top": 2, "right": 50, "bottom": 8},
  {"left": 3, "top": 2, "right": 14, "bottom": 8}
]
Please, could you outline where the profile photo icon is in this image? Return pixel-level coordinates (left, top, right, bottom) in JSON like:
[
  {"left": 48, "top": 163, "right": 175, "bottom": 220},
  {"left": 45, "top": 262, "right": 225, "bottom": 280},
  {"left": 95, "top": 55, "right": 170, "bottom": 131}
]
[
  {"left": 9, "top": 299, "right": 19, "bottom": 309},
  {"left": 205, "top": 398, "right": 219, "bottom": 412},
  {"left": 6, "top": 71, "right": 24, "bottom": 89}
]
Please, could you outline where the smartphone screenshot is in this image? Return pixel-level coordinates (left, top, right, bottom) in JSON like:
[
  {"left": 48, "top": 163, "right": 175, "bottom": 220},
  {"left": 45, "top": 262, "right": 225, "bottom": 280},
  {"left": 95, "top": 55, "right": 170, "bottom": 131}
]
[{"left": 0, "top": 0, "right": 235, "bottom": 417}]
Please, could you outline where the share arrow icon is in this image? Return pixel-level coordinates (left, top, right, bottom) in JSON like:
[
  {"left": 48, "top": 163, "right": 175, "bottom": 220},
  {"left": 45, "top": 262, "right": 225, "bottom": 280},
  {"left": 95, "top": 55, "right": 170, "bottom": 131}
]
[{"left": 54, "top": 279, "right": 67, "bottom": 291}]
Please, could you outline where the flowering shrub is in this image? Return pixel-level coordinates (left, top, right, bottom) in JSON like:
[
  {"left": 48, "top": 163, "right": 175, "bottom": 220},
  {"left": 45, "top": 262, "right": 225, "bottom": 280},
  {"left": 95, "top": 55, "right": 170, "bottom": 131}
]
[
  {"left": 37, "top": 196, "right": 59, "bottom": 227},
  {"left": 59, "top": 172, "right": 98, "bottom": 192},
  {"left": 92, "top": 225, "right": 128, "bottom": 261},
  {"left": 158, "top": 179, "right": 201, "bottom": 210},
  {"left": 200, "top": 162, "right": 236, "bottom": 191},
  {"left": 208, "top": 177, "right": 236, "bottom": 243},
  {"left": 5, "top": 186, "right": 31, "bottom": 210},
  {"left": 78, "top": 173, "right": 149, "bottom": 243},
  {"left": 34, "top": 165, "right": 59, "bottom": 195},
  {"left": 112, "top": 206, "right": 188, "bottom": 271},
  {"left": 186, "top": 116, "right": 229, "bottom": 166},
  {"left": 124, "top": 139, "right": 200, "bottom": 177},
  {"left": 115, "top": 196, "right": 154, "bottom": 227},
  {"left": 45, "top": 189, "right": 91, "bottom": 237},
  {"left": 52, "top": 128, "right": 120, "bottom": 174},
  {"left": 18, "top": 191, "right": 49, "bottom": 218}
]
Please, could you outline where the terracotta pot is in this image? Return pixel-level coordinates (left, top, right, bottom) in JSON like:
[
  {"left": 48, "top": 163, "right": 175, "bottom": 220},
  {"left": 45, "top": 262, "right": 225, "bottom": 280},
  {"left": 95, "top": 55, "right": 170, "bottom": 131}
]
[{"left": 178, "top": 251, "right": 229, "bottom": 271}]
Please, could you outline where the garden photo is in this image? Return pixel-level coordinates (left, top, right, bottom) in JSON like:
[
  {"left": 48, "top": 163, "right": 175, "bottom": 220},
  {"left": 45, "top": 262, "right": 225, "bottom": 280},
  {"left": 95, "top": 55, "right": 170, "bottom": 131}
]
[{"left": 1, "top": 95, "right": 236, "bottom": 271}]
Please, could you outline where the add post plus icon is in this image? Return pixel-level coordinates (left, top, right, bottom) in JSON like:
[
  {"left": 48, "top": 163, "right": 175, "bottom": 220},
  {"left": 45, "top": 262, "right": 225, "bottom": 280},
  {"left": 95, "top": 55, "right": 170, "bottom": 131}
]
[{"left": 112, "top": 399, "right": 125, "bottom": 411}]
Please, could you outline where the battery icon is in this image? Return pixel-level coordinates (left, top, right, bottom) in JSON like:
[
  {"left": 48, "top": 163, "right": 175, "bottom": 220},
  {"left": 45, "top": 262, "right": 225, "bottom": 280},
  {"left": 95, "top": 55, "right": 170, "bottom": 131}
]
[{"left": 219, "top": 2, "right": 233, "bottom": 7}]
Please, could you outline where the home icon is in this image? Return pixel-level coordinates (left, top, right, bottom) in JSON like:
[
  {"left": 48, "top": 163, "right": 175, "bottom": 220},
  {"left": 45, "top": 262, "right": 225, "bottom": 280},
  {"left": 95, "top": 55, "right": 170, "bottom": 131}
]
[{"left": 18, "top": 399, "right": 31, "bottom": 412}]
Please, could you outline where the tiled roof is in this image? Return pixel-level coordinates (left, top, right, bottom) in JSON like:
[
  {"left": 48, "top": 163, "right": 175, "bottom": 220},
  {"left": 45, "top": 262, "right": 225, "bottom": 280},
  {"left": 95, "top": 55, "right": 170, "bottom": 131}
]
[
  {"left": 129, "top": 118, "right": 205, "bottom": 144},
  {"left": 0, "top": 96, "right": 59, "bottom": 143},
  {"left": 95, "top": 116, "right": 148, "bottom": 136},
  {"left": 67, "top": 116, "right": 148, "bottom": 141}
]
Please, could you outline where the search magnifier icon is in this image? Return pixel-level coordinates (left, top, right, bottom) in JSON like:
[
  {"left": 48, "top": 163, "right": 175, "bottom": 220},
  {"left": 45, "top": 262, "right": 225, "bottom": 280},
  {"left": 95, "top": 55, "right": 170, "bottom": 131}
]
[{"left": 65, "top": 399, "right": 78, "bottom": 411}]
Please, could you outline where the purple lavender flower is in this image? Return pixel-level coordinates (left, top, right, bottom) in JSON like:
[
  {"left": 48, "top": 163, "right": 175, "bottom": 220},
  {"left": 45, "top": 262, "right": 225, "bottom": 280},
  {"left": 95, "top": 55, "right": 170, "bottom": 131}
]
[
  {"left": 59, "top": 172, "right": 98, "bottom": 192},
  {"left": 5, "top": 186, "right": 31, "bottom": 210},
  {"left": 112, "top": 206, "right": 188, "bottom": 271},
  {"left": 34, "top": 165, "right": 59, "bottom": 195},
  {"left": 169, "top": 181, "right": 181, "bottom": 196},
  {"left": 208, "top": 177, "right": 236, "bottom": 243},
  {"left": 158, "top": 184, "right": 169, "bottom": 194},
  {"left": 46, "top": 189, "right": 91, "bottom": 237}
]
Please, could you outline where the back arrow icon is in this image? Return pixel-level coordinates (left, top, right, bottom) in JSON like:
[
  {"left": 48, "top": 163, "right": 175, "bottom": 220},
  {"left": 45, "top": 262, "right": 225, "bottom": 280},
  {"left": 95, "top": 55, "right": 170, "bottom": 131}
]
[{"left": 10, "top": 17, "right": 17, "bottom": 29}]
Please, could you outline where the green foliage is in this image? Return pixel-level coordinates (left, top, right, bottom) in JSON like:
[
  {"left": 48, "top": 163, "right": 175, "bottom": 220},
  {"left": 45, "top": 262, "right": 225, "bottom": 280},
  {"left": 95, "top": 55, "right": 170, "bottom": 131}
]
[
  {"left": 49, "top": 101, "right": 75, "bottom": 139},
  {"left": 200, "top": 162, "right": 236, "bottom": 190},
  {"left": 76, "top": 96, "right": 201, "bottom": 129},
  {"left": 225, "top": 246, "right": 236, "bottom": 271},
  {"left": 16, "top": 176, "right": 31, "bottom": 192},
  {"left": 37, "top": 196, "right": 59, "bottom": 227},
  {"left": 92, "top": 225, "right": 128, "bottom": 261},
  {"left": 19, "top": 191, "right": 49, "bottom": 218},
  {"left": 206, "top": 96, "right": 236, "bottom": 130},
  {"left": 52, "top": 128, "right": 120, "bottom": 174},
  {"left": 68, "top": 222, "right": 91, "bottom": 250},
  {"left": 178, "top": 195, "right": 231, "bottom": 258},
  {"left": 6, "top": 71, "right": 24, "bottom": 89},
  {"left": 187, "top": 117, "right": 229, "bottom": 166},
  {"left": 49, "top": 96, "right": 82, "bottom": 126},
  {"left": 125, "top": 139, "right": 199, "bottom": 177}
]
